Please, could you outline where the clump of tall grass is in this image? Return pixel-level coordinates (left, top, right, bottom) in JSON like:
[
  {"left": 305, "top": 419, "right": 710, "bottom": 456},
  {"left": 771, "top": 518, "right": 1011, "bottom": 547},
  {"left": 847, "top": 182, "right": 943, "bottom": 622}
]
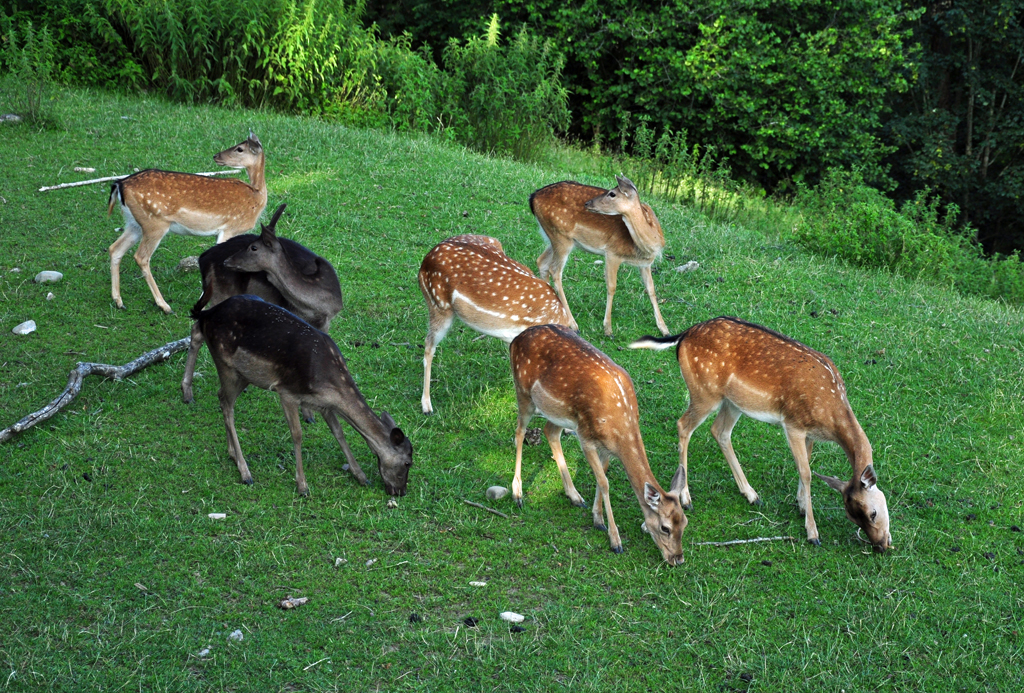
[{"left": 0, "top": 13, "right": 56, "bottom": 124}]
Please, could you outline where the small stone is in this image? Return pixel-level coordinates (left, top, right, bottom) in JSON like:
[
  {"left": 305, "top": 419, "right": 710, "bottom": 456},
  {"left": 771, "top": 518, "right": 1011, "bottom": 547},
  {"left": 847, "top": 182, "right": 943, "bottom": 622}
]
[
  {"left": 34, "top": 271, "right": 63, "bottom": 283},
  {"left": 208, "top": 513, "right": 226, "bottom": 520},
  {"left": 499, "top": 611, "right": 524, "bottom": 623},
  {"left": 278, "top": 595, "right": 309, "bottom": 609},
  {"left": 9, "top": 267, "right": 20, "bottom": 273},
  {"left": 228, "top": 629, "right": 243, "bottom": 642},
  {"left": 177, "top": 256, "right": 199, "bottom": 273},
  {"left": 510, "top": 624, "right": 526, "bottom": 633},
  {"left": 12, "top": 320, "right": 36, "bottom": 335},
  {"left": 365, "top": 558, "right": 377, "bottom": 567},
  {"left": 46, "top": 292, "right": 54, "bottom": 301},
  {"left": 197, "top": 647, "right": 211, "bottom": 657},
  {"left": 463, "top": 617, "right": 479, "bottom": 628},
  {"left": 485, "top": 486, "right": 509, "bottom": 501},
  {"left": 387, "top": 498, "right": 399, "bottom": 509},
  {"left": 674, "top": 260, "right": 700, "bottom": 273},
  {"left": 2, "top": 114, "right": 22, "bottom": 123},
  {"left": 469, "top": 581, "right": 487, "bottom": 587},
  {"left": 334, "top": 557, "right": 347, "bottom": 568},
  {"left": 523, "top": 428, "right": 543, "bottom": 446}
]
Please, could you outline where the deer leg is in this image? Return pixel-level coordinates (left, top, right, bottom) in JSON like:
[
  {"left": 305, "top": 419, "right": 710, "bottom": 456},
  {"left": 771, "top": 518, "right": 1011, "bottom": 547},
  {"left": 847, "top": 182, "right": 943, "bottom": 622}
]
[
  {"left": 181, "top": 322, "right": 204, "bottom": 404},
  {"left": 602, "top": 254, "right": 623, "bottom": 336},
  {"left": 797, "top": 439, "right": 815, "bottom": 513},
  {"left": 217, "top": 373, "right": 251, "bottom": 485},
  {"left": 108, "top": 224, "right": 141, "bottom": 309},
  {"left": 541, "top": 240, "right": 578, "bottom": 331},
  {"left": 421, "top": 305, "right": 455, "bottom": 414},
  {"left": 639, "top": 264, "right": 669, "bottom": 336},
  {"left": 674, "top": 396, "right": 718, "bottom": 510},
  {"left": 783, "top": 425, "right": 819, "bottom": 545},
  {"left": 280, "top": 396, "right": 309, "bottom": 496},
  {"left": 133, "top": 224, "right": 172, "bottom": 313},
  {"left": 710, "top": 401, "right": 760, "bottom": 505},
  {"left": 582, "top": 442, "right": 621, "bottom": 552},
  {"left": 544, "top": 421, "right": 585, "bottom": 507},
  {"left": 322, "top": 410, "right": 368, "bottom": 486},
  {"left": 512, "top": 399, "right": 535, "bottom": 508}
]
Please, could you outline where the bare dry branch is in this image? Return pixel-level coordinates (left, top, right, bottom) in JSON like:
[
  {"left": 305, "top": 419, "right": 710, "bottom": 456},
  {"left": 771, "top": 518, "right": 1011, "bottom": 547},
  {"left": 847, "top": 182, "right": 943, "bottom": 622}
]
[
  {"left": 1, "top": 337, "right": 190, "bottom": 443},
  {"left": 463, "top": 499, "right": 509, "bottom": 519},
  {"left": 693, "top": 536, "right": 795, "bottom": 547},
  {"left": 38, "top": 170, "right": 240, "bottom": 193}
]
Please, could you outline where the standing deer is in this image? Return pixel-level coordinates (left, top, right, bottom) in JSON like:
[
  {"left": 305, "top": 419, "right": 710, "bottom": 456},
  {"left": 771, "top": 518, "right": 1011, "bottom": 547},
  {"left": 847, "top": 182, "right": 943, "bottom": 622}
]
[
  {"left": 107, "top": 131, "right": 267, "bottom": 313},
  {"left": 191, "top": 295, "right": 412, "bottom": 496},
  {"left": 180, "top": 203, "right": 344, "bottom": 405},
  {"left": 630, "top": 317, "right": 892, "bottom": 551},
  {"left": 510, "top": 324, "right": 687, "bottom": 564},
  {"left": 530, "top": 175, "right": 669, "bottom": 337},
  {"left": 417, "top": 234, "right": 573, "bottom": 414}
]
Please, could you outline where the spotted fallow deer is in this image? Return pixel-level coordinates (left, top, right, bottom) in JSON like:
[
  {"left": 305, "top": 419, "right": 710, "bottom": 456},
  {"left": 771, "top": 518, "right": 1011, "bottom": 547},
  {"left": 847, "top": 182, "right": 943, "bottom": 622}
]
[
  {"left": 191, "top": 295, "right": 412, "bottom": 496},
  {"left": 107, "top": 131, "right": 268, "bottom": 313},
  {"left": 510, "top": 324, "right": 687, "bottom": 564},
  {"left": 180, "top": 203, "right": 343, "bottom": 406},
  {"left": 417, "top": 234, "right": 573, "bottom": 414},
  {"left": 529, "top": 175, "right": 669, "bottom": 337},
  {"left": 630, "top": 317, "right": 892, "bottom": 551}
]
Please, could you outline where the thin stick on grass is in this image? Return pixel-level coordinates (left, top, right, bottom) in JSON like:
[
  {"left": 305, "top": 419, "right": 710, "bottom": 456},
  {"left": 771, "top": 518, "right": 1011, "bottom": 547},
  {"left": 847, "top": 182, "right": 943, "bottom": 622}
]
[
  {"left": 0, "top": 337, "right": 190, "bottom": 443},
  {"left": 38, "top": 170, "right": 240, "bottom": 193},
  {"left": 463, "top": 500, "right": 509, "bottom": 519},
  {"left": 694, "top": 536, "right": 795, "bottom": 547}
]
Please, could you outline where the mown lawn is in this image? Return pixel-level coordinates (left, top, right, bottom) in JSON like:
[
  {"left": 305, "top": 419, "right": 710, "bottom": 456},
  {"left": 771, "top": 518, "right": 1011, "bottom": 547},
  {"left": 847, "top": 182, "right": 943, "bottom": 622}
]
[{"left": 0, "top": 89, "right": 1022, "bottom": 692}]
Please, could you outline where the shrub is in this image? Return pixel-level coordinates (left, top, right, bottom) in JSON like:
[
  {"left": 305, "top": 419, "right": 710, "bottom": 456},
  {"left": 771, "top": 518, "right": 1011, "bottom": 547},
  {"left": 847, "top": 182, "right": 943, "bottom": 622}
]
[{"left": 439, "top": 15, "right": 569, "bottom": 160}]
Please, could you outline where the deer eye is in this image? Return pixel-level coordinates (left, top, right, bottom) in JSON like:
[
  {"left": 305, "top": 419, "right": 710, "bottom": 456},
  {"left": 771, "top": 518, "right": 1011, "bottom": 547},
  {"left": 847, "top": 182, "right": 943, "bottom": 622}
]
[
  {"left": 250, "top": 244, "right": 258, "bottom": 251},
  {"left": 608, "top": 191, "right": 616, "bottom": 198},
  {"left": 236, "top": 146, "right": 244, "bottom": 152},
  {"left": 661, "top": 525, "right": 670, "bottom": 535},
  {"left": 870, "top": 511, "right": 877, "bottom": 522}
]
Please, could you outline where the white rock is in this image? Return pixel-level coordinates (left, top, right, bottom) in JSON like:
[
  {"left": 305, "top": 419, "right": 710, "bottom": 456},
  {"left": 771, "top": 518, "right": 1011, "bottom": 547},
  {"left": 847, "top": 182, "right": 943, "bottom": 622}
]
[
  {"left": 499, "top": 611, "right": 525, "bottom": 623},
  {"left": 386, "top": 498, "right": 399, "bottom": 509},
  {"left": 485, "top": 486, "right": 509, "bottom": 501},
  {"left": 228, "top": 630, "right": 243, "bottom": 642},
  {"left": 594, "top": 260, "right": 604, "bottom": 264},
  {"left": 674, "top": 260, "right": 700, "bottom": 273},
  {"left": 469, "top": 581, "right": 487, "bottom": 587},
  {"left": 197, "top": 647, "right": 211, "bottom": 657},
  {"left": 10, "top": 267, "right": 20, "bottom": 273},
  {"left": 34, "top": 271, "right": 63, "bottom": 283},
  {"left": 334, "top": 557, "right": 347, "bottom": 568},
  {"left": 177, "top": 256, "right": 199, "bottom": 273},
  {"left": 46, "top": 292, "right": 54, "bottom": 301},
  {"left": 365, "top": 558, "right": 377, "bottom": 567},
  {"left": 208, "top": 512, "right": 226, "bottom": 520},
  {"left": 1, "top": 114, "right": 21, "bottom": 123},
  {"left": 12, "top": 320, "right": 36, "bottom": 335}
]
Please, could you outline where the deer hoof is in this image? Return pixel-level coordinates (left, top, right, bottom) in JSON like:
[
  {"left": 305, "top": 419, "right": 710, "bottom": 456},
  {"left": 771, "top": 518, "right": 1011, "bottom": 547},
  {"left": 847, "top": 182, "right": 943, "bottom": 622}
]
[
  {"left": 570, "top": 496, "right": 586, "bottom": 508},
  {"left": 808, "top": 537, "right": 821, "bottom": 547},
  {"left": 241, "top": 476, "right": 253, "bottom": 486},
  {"left": 610, "top": 544, "right": 624, "bottom": 554},
  {"left": 594, "top": 522, "right": 608, "bottom": 532}
]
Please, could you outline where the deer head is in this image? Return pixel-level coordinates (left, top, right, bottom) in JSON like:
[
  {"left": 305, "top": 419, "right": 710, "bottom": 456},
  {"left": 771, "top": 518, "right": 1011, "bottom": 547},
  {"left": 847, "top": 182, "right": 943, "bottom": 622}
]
[
  {"left": 641, "top": 482, "right": 688, "bottom": 565},
  {"left": 377, "top": 411, "right": 413, "bottom": 496},
  {"left": 815, "top": 467, "right": 892, "bottom": 551}
]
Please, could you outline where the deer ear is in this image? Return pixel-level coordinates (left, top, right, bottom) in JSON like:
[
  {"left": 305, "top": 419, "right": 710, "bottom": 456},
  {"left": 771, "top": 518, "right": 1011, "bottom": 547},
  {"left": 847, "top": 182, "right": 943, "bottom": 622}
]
[
  {"left": 643, "top": 482, "right": 661, "bottom": 511},
  {"left": 389, "top": 427, "right": 406, "bottom": 446},
  {"left": 380, "top": 411, "right": 397, "bottom": 429},
  {"left": 813, "top": 471, "right": 847, "bottom": 494},
  {"left": 860, "top": 465, "right": 878, "bottom": 490},
  {"left": 248, "top": 130, "right": 261, "bottom": 147},
  {"left": 260, "top": 223, "right": 276, "bottom": 246},
  {"left": 615, "top": 174, "right": 637, "bottom": 193}
]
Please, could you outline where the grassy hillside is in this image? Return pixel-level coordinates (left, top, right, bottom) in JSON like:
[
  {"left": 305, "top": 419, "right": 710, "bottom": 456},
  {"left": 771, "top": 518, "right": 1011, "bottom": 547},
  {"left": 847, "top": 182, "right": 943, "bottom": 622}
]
[{"left": 1, "top": 88, "right": 1022, "bottom": 692}]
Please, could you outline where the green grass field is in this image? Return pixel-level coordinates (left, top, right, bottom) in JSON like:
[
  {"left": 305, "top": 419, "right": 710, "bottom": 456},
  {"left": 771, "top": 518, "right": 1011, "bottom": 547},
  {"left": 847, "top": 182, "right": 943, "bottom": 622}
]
[{"left": 1, "top": 89, "right": 1022, "bottom": 692}]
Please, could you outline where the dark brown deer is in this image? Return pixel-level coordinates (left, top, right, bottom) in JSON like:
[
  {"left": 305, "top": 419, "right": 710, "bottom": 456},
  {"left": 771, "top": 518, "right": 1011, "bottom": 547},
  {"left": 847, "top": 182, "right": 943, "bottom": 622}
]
[
  {"left": 529, "top": 175, "right": 669, "bottom": 336},
  {"left": 417, "top": 234, "right": 572, "bottom": 414},
  {"left": 191, "top": 295, "right": 412, "bottom": 496},
  {"left": 180, "top": 203, "right": 343, "bottom": 404},
  {"left": 630, "top": 317, "right": 891, "bottom": 551},
  {"left": 510, "top": 324, "right": 687, "bottom": 564},
  {"left": 107, "top": 131, "right": 267, "bottom": 313}
]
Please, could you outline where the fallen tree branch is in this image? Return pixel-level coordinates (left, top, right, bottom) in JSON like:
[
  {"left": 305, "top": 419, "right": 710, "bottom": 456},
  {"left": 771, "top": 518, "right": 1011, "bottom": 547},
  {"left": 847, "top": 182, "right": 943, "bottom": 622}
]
[
  {"left": 463, "top": 500, "right": 509, "bottom": 519},
  {"left": 693, "top": 536, "right": 795, "bottom": 547},
  {"left": 38, "top": 170, "right": 240, "bottom": 193},
  {"left": 1, "top": 337, "right": 190, "bottom": 443}
]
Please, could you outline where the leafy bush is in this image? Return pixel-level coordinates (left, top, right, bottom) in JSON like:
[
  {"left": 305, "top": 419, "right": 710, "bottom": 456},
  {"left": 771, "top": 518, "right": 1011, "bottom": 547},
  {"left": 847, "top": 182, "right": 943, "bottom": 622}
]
[
  {"left": 794, "top": 169, "right": 1024, "bottom": 304},
  {"left": 0, "top": 13, "right": 56, "bottom": 124},
  {"left": 439, "top": 15, "right": 569, "bottom": 160}
]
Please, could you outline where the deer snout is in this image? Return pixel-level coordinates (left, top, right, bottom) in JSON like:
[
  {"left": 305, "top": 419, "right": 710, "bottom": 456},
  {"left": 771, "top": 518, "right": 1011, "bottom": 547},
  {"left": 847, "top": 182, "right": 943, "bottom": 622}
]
[
  {"left": 873, "top": 532, "right": 893, "bottom": 553},
  {"left": 665, "top": 552, "right": 685, "bottom": 566}
]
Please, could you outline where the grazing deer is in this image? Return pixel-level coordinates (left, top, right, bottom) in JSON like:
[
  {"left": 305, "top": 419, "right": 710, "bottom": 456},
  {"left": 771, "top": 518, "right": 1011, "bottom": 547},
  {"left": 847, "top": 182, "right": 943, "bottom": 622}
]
[
  {"left": 180, "top": 203, "right": 344, "bottom": 405},
  {"left": 190, "top": 295, "right": 413, "bottom": 496},
  {"left": 417, "top": 234, "right": 573, "bottom": 414},
  {"left": 107, "top": 131, "right": 268, "bottom": 313},
  {"left": 530, "top": 175, "right": 669, "bottom": 337},
  {"left": 630, "top": 317, "right": 892, "bottom": 551},
  {"left": 510, "top": 324, "right": 687, "bottom": 564}
]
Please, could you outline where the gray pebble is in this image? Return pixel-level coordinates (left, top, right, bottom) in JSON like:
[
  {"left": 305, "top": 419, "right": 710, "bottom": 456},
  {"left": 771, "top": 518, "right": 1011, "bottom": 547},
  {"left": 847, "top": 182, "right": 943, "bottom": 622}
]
[
  {"left": 13, "top": 320, "right": 36, "bottom": 335},
  {"left": 34, "top": 271, "right": 63, "bottom": 283},
  {"left": 486, "top": 486, "right": 509, "bottom": 501}
]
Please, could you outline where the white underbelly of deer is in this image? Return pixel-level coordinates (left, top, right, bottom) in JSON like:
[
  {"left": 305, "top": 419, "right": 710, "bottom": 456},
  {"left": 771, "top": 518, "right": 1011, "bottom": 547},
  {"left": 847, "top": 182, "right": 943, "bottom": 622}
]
[
  {"left": 167, "top": 220, "right": 226, "bottom": 237},
  {"left": 451, "top": 290, "right": 526, "bottom": 342},
  {"left": 530, "top": 382, "right": 577, "bottom": 430}
]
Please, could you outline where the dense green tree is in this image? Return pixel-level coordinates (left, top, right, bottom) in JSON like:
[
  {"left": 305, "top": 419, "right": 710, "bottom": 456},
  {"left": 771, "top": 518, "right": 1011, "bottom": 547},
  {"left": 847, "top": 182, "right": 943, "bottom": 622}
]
[{"left": 885, "top": 0, "right": 1024, "bottom": 254}]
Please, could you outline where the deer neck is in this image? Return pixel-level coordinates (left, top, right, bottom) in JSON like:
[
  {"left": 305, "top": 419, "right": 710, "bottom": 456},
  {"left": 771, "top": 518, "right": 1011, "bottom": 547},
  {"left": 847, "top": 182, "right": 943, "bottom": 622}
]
[
  {"left": 611, "top": 432, "right": 660, "bottom": 501},
  {"left": 619, "top": 204, "right": 664, "bottom": 259},
  {"left": 245, "top": 154, "right": 267, "bottom": 197},
  {"left": 837, "top": 414, "right": 873, "bottom": 477},
  {"left": 265, "top": 257, "right": 321, "bottom": 306}
]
